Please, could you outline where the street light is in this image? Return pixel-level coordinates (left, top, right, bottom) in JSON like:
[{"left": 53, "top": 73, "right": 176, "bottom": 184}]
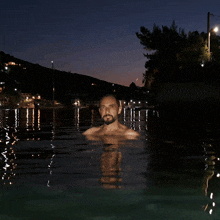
[
  {"left": 51, "top": 61, "right": 55, "bottom": 106},
  {"left": 214, "top": 27, "right": 219, "bottom": 33},
  {"left": 207, "top": 12, "right": 219, "bottom": 60}
]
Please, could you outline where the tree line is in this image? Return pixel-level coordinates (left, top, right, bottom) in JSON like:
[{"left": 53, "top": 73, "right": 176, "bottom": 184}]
[{"left": 136, "top": 21, "right": 220, "bottom": 89}]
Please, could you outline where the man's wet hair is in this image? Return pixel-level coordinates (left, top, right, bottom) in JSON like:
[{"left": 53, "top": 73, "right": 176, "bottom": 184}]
[{"left": 99, "top": 94, "right": 120, "bottom": 107}]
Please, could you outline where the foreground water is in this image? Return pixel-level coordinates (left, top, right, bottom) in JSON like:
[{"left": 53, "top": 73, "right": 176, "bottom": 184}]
[{"left": 0, "top": 105, "right": 220, "bottom": 219}]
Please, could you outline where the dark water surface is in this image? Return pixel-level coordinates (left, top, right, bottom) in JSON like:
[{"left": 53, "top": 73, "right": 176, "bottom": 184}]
[{"left": 1, "top": 106, "right": 220, "bottom": 219}]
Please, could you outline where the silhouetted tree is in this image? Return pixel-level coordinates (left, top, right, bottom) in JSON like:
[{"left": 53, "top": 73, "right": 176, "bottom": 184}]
[{"left": 136, "top": 21, "right": 220, "bottom": 88}]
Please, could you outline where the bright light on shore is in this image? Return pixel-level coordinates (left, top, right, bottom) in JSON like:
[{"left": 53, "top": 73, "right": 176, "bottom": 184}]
[{"left": 214, "top": 27, "right": 219, "bottom": 32}]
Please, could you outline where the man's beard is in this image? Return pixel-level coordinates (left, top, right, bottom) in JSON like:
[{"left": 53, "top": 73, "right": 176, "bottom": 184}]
[{"left": 103, "top": 114, "right": 117, "bottom": 125}]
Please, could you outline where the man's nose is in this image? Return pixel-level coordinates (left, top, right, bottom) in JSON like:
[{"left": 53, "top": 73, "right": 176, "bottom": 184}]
[{"left": 106, "top": 107, "right": 110, "bottom": 113}]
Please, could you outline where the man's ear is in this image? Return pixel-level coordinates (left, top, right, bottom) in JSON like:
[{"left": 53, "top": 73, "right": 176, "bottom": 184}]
[{"left": 118, "top": 105, "right": 122, "bottom": 114}]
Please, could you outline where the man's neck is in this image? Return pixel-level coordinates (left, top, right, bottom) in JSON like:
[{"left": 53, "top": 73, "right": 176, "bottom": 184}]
[{"left": 102, "top": 120, "right": 120, "bottom": 131}]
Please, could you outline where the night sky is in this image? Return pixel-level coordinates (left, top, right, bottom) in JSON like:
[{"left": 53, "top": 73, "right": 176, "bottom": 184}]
[{"left": 1, "top": 0, "right": 220, "bottom": 87}]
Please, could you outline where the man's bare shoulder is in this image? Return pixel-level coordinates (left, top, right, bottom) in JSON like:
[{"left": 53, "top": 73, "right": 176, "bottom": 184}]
[
  {"left": 83, "top": 127, "right": 100, "bottom": 135},
  {"left": 118, "top": 123, "right": 139, "bottom": 137},
  {"left": 124, "top": 128, "right": 140, "bottom": 137}
]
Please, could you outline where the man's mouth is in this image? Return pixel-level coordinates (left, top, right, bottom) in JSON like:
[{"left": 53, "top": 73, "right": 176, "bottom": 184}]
[
  {"left": 103, "top": 115, "right": 116, "bottom": 125},
  {"left": 103, "top": 114, "right": 113, "bottom": 119}
]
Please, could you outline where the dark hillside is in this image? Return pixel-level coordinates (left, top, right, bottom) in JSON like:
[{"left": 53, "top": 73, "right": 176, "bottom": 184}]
[{"left": 0, "top": 51, "right": 133, "bottom": 104}]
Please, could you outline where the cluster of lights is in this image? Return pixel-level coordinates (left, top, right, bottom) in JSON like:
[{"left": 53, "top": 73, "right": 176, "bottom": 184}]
[{"left": 127, "top": 100, "right": 148, "bottom": 106}]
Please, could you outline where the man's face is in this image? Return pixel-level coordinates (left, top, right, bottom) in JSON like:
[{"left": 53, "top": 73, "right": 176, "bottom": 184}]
[{"left": 99, "top": 96, "right": 122, "bottom": 125}]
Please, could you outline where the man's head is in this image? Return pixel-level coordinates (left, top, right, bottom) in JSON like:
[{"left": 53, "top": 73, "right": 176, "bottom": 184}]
[{"left": 99, "top": 95, "right": 122, "bottom": 125}]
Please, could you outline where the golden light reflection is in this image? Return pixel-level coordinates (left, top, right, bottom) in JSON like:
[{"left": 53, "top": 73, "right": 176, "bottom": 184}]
[
  {"left": 100, "top": 149, "right": 122, "bottom": 188},
  {"left": 99, "top": 137, "right": 122, "bottom": 189},
  {"left": 133, "top": 108, "right": 135, "bottom": 122},
  {"left": 32, "top": 108, "right": 35, "bottom": 129},
  {"left": 138, "top": 111, "right": 141, "bottom": 131},
  {"left": 130, "top": 108, "right": 133, "bottom": 128},
  {"left": 74, "top": 108, "right": 80, "bottom": 129},
  {"left": 15, "top": 109, "right": 19, "bottom": 131},
  {"left": 77, "top": 108, "right": 80, "bottom": 129},
  {"left": 145, "top": 109, "right": 149, "bottom": 131},
  {"left": 38, "top": 109, "right": 40, "bottom": 129},
  {"left": 91, "top": 109, "right": 94, "bottom": 125},
  {"left": 26, "top": 108, "right": 29, "bottom": 128}
]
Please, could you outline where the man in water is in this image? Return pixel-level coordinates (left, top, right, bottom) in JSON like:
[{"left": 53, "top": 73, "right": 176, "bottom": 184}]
[{"left": 83, "top": 95, "right": 140, "bottom": 139}]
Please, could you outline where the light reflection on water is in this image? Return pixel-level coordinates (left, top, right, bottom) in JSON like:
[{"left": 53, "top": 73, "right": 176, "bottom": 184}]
[{"left": 0, "top": 106, "right": 220, "bottom": 219}]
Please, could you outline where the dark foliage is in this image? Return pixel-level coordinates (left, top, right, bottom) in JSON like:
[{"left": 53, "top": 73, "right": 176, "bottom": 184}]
[{"left": 136, "top": 21, "right": 220, "bottom": 88}]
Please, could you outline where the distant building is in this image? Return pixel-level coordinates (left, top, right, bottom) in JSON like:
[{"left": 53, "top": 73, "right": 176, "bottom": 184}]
[
  {"left": 19, "top": 93, "right": 42, "bottom": 108},
  {"left": 4, "top": 61, "right": 26, "bottom": 73}
]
